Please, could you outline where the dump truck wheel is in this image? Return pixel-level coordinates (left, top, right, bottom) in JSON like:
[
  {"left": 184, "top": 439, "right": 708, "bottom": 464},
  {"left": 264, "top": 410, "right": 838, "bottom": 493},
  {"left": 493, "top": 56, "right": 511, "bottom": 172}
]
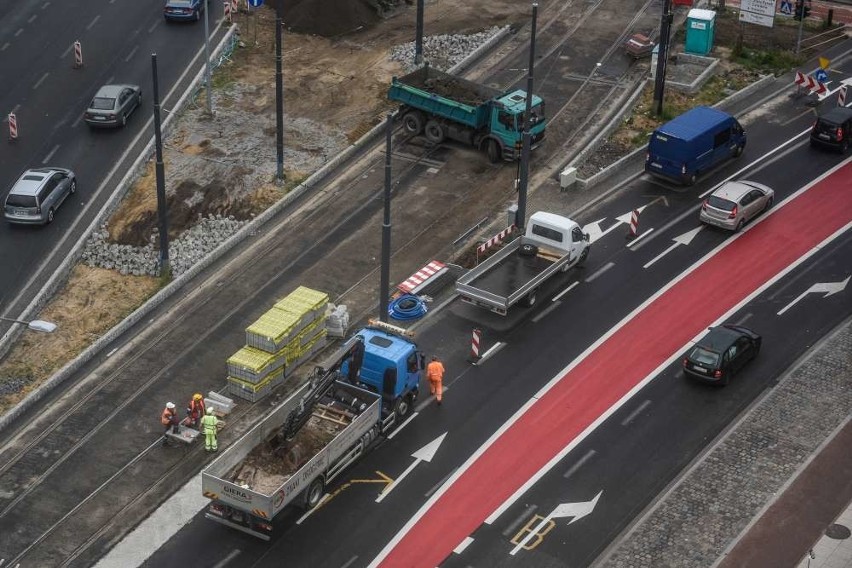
[
  {"left": 304, "top": 477, "right": 325, "bottom": 510},
  {"left": 487, "top": 139, "right": 501, "bottom": 163},
  {"left": 424, "top": 120, "right": 445, "bottom": 144},
  {"left": 403, "top": 112, "right": 424, "bottom": 135},
  {"left": 395, "top": 395, "right": 412, "bottom": 419}
]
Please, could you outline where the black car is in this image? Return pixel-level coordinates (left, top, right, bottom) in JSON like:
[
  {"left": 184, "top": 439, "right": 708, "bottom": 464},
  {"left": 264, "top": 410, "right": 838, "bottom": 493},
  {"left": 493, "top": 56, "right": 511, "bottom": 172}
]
[
  {"left": 810, "top": 106, "right": 852, "bottom": 153},
  {"left": 682, "top": 324, "right": 761, "bottom": 386}
]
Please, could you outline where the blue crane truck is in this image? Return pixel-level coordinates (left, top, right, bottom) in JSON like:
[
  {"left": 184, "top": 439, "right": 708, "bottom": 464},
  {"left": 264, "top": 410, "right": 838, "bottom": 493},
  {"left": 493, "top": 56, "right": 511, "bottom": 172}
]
[
  {"left": 388, "top": 66, "right": 546, "bottom": 162},
  {"left": 202, "top": 321, "right": 424, "bottom": 539}
]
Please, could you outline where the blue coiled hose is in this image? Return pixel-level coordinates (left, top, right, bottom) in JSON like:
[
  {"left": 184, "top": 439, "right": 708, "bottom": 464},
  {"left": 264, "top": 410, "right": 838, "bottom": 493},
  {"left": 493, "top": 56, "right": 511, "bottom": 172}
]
[{"left": 388, "top": 294, "right": 428, "bottom": 321}]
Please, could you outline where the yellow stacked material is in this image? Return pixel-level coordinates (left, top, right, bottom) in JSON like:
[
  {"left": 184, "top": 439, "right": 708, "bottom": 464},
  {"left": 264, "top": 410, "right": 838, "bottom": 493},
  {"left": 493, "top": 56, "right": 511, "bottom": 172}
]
[
  {"left": 295, "top": 318, "right": 322, "bottom": 347},
  {"left": 245, "top": 308, "right": 304, "bottom": 353},
  {"left": 227, "top": 346, "right": 286, "bottom": 384},
  {"left": 274, "top": 286, "right": 329, "bottom": 319},
  {"left": 227, "top": 368, "right": 285, "bottom": 402}
]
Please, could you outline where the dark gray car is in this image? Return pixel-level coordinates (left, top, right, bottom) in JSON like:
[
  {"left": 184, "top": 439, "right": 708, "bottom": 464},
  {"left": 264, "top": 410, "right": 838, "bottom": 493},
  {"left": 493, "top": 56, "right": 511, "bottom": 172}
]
[
  {"left": 84, "top": 84, "right": 142, "bottom": 128},
  {"left": 4, "top": 168, "right": 77, "bottom": 225}
]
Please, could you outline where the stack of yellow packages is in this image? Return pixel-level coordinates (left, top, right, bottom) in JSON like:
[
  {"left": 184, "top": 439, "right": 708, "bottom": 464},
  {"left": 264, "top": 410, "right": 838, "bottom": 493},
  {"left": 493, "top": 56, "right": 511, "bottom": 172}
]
[{"left": 227, "top": 286, "right": 329, "bottom": 402}]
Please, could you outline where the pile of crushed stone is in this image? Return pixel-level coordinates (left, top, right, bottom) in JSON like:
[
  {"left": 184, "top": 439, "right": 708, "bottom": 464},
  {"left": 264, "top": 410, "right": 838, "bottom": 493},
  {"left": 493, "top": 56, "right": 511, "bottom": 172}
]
[{"left": 389, "top": 26, "right": 506, "bottom": 72}]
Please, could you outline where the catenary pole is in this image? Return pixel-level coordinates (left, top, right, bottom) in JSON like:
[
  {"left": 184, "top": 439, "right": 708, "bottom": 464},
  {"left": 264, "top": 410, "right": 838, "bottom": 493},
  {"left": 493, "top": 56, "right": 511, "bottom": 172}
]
[
  {"left": 275, "top": 0, "right": 285, "bottom": 180},
  {"left": 516, "top": 2, "right": 538, "bottom": 231},
  {"left": 379, "top": 115, "right": 393, "bottom": 322},
  {"left": 152, "top": 54, "right": 170, "bottom": 277}
]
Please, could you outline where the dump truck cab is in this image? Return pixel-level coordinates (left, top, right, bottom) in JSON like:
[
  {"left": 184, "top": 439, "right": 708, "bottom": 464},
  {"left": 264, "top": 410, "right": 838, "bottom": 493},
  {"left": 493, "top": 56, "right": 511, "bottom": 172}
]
[{"left": 490, "top": 90, "right": 546, "bottom": 160}]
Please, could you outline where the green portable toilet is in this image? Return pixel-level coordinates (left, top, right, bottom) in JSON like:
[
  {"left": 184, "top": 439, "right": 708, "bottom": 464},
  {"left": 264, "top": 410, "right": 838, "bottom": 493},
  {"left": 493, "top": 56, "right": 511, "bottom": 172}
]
[{"left": 685, "top": 9, "right": 715, "bottom": 55}]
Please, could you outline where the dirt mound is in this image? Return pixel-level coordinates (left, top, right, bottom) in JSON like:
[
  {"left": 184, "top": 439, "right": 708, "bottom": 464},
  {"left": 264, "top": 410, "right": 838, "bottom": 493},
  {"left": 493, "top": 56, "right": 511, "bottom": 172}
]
[{"left": 275, "top": 0, "right": 382, "bottom": 37}]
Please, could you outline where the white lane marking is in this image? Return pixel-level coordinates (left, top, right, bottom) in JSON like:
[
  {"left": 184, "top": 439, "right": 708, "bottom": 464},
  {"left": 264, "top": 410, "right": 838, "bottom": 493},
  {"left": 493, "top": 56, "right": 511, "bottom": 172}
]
[
  {"left": 473, "top": 341, "right": 505, "bottom": 365},
  {"left": 339, "top": 556, "right": 359, "bottom": 568},
  {"left": 562, "top": 449, "right": 596, "bottom": 479},
  {"left": 42, "top": 2, "right": 50, "bottom": 8},
  {"left": 585, "top": 262, "right": 614, "bottom": 282},
  {"left": 14, "top": 28, "right": 23, "bottom": 37},
  {"left": 33, "top": 72, "right": 49, "bottom": 90},
  {"left": 124, "top": 46, "right": 139, "bottom": 62},
  {"left": 296, "top": 493, "right": 331, "bottom": 524},
  {"left": 367, "top": 161, "right": 852, "bottom": 568},
  {"left": 626, "top": 228, "right": 655, "bottom": 247},
  {"left": 781, "top": 107, "right": 815, "bottom": 127},
  {"left": 553, "top": 281, "right": 579, "bottom": 302},
  {"left": 27, "top": 14, "right": 37, "bottom": 23},
  {"left": 10, "top": 104, "right": 20, "bottom": 115},
  {"left": 42, "top": 145, "right": 59, "bottom": 164},
  {"left": 148, "top": 20, "right": 160, "bottom": 33},
  {"left": 1, "top": 43, "right": 9, "bottom": 51},
  {"left": 377, "top": 433, "right": 447, "bottom": 503},
  {"left": 453, "top": 536, "right": 474, "bottom": 555},
  {"left": 210, "top": 549, "right": 240, "bottom": 568},
  {"left": 643, "top": 226, "right": 704, "bottom": 269},
  {"left": 532, "top": 301, "right": 560, "bottom": 323},
  {"left": 620, "top": 399, "right": 652, "bottom": 426},
  {"left": 734, "top": 312, "right": 753, "bottom": 326},
  {"left": 643, "top": 242, "right": 679, "bottom": 269},
  {"left": 71, "top": 113, "right": 85, "bottom": 128},
  {"left": 61, "top": 42, "right": 73, "bottom": 58},
  {"left": 106, "top": 347, "right": 118, "bottom": 357},
  {"left": 386, "top": 411, "right": 418, "bottom": 440},
  {"left": 86, "top": 15, "right": 100, "bottom": 30}
]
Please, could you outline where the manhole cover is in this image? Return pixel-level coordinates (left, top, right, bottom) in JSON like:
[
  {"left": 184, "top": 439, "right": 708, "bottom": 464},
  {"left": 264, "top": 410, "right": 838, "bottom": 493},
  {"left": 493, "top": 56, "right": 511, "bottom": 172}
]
[{"left": 826, "top": 523, "right": 851, "bottom": 539}]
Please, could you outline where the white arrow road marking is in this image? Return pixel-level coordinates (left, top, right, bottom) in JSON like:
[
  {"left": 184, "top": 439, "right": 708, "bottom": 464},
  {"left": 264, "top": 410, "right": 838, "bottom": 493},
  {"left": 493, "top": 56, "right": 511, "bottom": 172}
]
[
  {"left": 581, "top": 219, "right": 606, "bottom": 243},
  {"left": 777, "top": 276, "right": 850, "bottom": 315},
  {"left": 376, "top": 433, "right": 447, "bottom": 503},
  {"left": 509, "top": 491, "right": 602, "bottom": 555},
  {"left": 585, "top": 205, "right": 654, "bottom": 244},
  {"left": 643, "top": 226, "right": 703, "bottom": 269}
]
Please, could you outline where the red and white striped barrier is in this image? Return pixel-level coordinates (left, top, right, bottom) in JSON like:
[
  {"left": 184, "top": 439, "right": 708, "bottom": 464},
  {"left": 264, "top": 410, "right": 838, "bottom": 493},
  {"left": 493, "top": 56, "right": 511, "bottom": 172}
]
[
  {"left": 224, "top": 1, "right": 231, "bottom": 21},
  {"left": 627, "top": 209, "right": 640, "bottom": 239},
  {"left": 231, "top": 0, "right": 238, "bottom": 14},
  {"left": 73, "top": 40, "right": 83, "bottom": 68},
  {"left": 839, "top": 85, "right": 848, "bottom": 107},
  {"left": 794, "top": 70, "right": 828, "bottom": 97},
  {"left": 471, "top": 328, "right": 482, "bottom": 361},
  {"left": 8, "top": 112, "right": 18, "bottom": 140},
  {"left": 397, "top": 260, "right": 447, "bottom": 294},
  {"left": 477, "top": 225, "right": 516, "bottom": 255}
]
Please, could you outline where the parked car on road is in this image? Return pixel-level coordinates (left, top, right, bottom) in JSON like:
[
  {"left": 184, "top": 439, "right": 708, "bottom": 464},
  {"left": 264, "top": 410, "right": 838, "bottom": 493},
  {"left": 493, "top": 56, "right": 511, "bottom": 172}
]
[
  {"left": 682, "top": 325, "right": 761, "bottom": 386},
  {"left": 84, "top": 85, "right": 142, "bottom": 128},
  {"left": 164, "top": 0, "right": 206, "bottom": 21},
  {"left": 699, "top": 180, "right": 774, "bottom": 232},
  {"left": 810, "top": 106, "right": 852, "bottom": 153},
  {"left": 4, "top": 168, "right": 77, "bottom": 225}
]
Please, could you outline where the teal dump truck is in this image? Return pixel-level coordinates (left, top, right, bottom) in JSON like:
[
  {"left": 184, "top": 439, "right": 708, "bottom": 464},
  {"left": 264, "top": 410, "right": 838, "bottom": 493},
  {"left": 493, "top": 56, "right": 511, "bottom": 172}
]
[{"left": 388, "top": 66, "right": 546, "bottom": 162}]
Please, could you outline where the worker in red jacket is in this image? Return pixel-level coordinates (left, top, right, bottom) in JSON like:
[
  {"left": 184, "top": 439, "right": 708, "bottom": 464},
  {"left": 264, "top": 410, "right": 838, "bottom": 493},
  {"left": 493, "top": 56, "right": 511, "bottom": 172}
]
[{"left": 186, "top": 393, "right": 206, "bottom": 429}]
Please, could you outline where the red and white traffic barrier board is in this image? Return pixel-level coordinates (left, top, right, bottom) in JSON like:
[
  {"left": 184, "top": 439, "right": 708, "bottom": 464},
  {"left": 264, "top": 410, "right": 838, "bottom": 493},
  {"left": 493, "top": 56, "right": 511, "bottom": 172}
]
[
  {"left": 8, "top": 113, "right": 18, "bottom": 140},
  {"left": 794, "top": 71, "right": 806, "bottom": 86},
  {"left": 231, "top": 0, "right": 238, "bottom": 14},
  {"left": 794, "top": 70, "right": 829, "bottom": 97},
  {"left": 397, "top": 260, "right": 448, "bottom": 294},
  {"left": 73, "top": 41, "right": 83, "bottom": 68},
  {"left": 839, "top": 85, "right": 848, "bottom": 107},
  {"left": 224, "top": 1, "right": 231, "bottom": 21},
  {"left": 627, "top": 209, "right": 640, "bottom": 238},
  {"left": 477, "top": 225, "right": 516, "bottom": 255},
  {"left": 471, "top": 328, "right": 482, "bottom": 361}
]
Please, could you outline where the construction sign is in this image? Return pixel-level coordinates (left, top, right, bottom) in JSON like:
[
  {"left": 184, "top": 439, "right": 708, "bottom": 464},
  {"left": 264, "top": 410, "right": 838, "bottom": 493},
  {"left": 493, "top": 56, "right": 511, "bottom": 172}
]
[{"left": 819, "top": 57, "right": 830, "bottom": 70}]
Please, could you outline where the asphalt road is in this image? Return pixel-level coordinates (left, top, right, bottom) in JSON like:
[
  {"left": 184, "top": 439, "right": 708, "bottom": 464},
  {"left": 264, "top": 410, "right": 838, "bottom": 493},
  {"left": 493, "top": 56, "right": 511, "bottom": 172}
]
[
  {"left": 0, "top": 0, "right": 226, "bottom": 331},
  {"left": 139, "top": 73, "right": 852, "bottom": 566}
]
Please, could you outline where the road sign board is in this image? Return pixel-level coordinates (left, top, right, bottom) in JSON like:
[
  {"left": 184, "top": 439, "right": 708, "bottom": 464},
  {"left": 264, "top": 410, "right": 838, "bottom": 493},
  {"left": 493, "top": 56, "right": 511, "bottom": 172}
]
[
  {"left": 780, "top": 0, "right": 793, "bottom": 15},
  {"left": 740, "top": 0, "right": 776, "bottom": 27},
  {"left": 249, "top": 0, "right": 263, "bottom": 6},
  {"left": 815, "top": 68, "right": 829, "bottom": 83}
]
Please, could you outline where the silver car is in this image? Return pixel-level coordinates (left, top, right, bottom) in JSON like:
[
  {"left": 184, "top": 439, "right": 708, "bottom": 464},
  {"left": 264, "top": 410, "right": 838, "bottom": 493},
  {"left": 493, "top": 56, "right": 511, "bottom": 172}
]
[
  {"left": 84, "top": 84, "right": 142, "bottom": 128},
  {"left": 4, "top": 168, "right": 77, "bottom": 225},
  {"left": 699, "top": 180, "right": 774, "bottom": 232}
]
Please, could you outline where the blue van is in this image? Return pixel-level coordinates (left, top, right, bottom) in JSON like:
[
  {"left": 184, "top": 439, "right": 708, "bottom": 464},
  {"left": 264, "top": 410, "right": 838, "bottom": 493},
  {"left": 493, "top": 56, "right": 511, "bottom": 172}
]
[{"left": 645, "top": 106, "right": 746, "bottom": 185}]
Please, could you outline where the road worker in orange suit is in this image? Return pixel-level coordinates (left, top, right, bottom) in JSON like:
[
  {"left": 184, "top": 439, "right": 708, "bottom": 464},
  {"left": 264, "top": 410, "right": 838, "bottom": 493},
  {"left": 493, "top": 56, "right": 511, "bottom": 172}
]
[
  {"left": 161, "top": 402, "right": 179, "bottom": 445},
  {"left": 186, "top": 393, "right": 205, "bottom": 429},
  {"left": 427, "top": 355, "right": 445, "bottom": 406}
]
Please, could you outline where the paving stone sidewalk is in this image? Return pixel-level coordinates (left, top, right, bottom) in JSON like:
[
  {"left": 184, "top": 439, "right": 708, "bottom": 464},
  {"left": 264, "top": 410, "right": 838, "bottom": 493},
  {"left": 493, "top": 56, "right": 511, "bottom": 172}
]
[{"left": 596, "top": 318, "right": 852, "bottom": 568}]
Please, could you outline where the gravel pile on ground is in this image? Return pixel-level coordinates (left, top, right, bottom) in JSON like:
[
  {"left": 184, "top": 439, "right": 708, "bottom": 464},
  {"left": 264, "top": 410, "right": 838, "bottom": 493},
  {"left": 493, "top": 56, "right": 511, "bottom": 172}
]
[
  {"left": 0, "top": 377, "right": 30, "bottom": 396},
  {"left": 82, "top": 215, "right": 248, "bottom": 277},
  {"left": 390, "top": 27, "right": 505, "bottom": 72}
]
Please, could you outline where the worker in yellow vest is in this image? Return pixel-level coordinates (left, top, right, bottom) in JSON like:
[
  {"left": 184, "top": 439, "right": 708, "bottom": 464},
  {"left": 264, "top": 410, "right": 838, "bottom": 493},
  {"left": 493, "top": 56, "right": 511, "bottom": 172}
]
[{"left": 200, "top": 406, "right": 219, "bottom": 452}]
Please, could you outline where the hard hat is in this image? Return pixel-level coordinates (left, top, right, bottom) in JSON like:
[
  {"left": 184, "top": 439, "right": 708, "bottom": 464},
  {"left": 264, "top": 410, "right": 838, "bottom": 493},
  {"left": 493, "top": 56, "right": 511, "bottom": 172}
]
[
  {"left": 206, "top": 406, "right": 214, "bottom": 415},
  {"left": 166, "top": 402, "right": 175, "bottom": 409},
  {"left": 193, "top": 393, "right": 203, "bottom": 401}
]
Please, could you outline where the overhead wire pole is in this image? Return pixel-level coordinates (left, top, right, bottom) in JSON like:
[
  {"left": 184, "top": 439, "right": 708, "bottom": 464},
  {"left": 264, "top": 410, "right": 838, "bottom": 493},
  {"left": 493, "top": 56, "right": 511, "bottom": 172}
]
[
  {"left": 653, "top": 0, "right": 673, "bottom": 116},
  {"left": 275, "top": 0, "right": 285, "bottom": 180},
  {"left": 515, "top": 2, "right": 538, "bottom": 231},
  {"left": 151, "top": 54, "right": 170, "bottom": 277},
  {"left": 379, "top": 115, "right": 393, "bottom": 323},
  {"left": 202, "top": 0, "right": 213, "bottom": 114},
  {"left": 415, "top": 0, "right": 425, "bottom": 65}
]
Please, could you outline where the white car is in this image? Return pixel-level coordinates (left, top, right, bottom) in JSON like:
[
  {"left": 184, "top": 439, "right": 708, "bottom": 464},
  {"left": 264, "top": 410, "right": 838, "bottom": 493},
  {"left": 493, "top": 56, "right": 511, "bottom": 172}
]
[{"left": 699, "top": 180, "right": 774, "bottom": 232}]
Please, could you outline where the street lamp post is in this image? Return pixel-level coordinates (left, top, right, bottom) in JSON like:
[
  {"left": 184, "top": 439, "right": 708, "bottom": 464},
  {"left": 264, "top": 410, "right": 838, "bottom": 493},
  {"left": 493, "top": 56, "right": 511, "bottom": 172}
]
[{"left": 0, "top": 317, "right": 57, "bottom": 333}]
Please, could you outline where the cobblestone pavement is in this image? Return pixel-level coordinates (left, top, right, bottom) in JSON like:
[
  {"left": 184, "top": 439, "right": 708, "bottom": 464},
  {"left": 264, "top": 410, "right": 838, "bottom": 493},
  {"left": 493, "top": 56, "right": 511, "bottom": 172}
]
[{"left": 596, "top": 318, "right": 852, "bottom": 568}]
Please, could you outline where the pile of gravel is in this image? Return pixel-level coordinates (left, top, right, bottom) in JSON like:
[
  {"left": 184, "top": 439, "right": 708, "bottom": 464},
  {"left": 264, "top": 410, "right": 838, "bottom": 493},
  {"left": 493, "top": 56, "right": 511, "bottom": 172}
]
[
  {"left": 82, "top": 215, "right": 248, "bottom": 278},
  {"left": 390, "top": 26, "right": 506, "bottom": 72}
]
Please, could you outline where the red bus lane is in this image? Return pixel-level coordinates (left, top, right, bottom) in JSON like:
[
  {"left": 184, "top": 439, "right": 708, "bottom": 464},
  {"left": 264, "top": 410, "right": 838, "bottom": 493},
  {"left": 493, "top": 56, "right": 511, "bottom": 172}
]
[{"left": 372, "top": 161, "right": 852, "bottom": 567}]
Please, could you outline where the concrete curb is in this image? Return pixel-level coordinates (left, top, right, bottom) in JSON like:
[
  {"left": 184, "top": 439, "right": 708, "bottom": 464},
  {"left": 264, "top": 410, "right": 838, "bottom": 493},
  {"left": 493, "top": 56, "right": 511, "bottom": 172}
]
[{"left": 0, "top": 28, "right": 515, "bottom": 432}]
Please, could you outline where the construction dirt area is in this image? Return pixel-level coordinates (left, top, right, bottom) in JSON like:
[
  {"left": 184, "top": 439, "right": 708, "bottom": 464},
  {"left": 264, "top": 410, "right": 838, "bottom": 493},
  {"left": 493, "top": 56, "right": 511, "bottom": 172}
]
[{"left": 0, "top": 0, "right": 841, "bottom": 413}]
